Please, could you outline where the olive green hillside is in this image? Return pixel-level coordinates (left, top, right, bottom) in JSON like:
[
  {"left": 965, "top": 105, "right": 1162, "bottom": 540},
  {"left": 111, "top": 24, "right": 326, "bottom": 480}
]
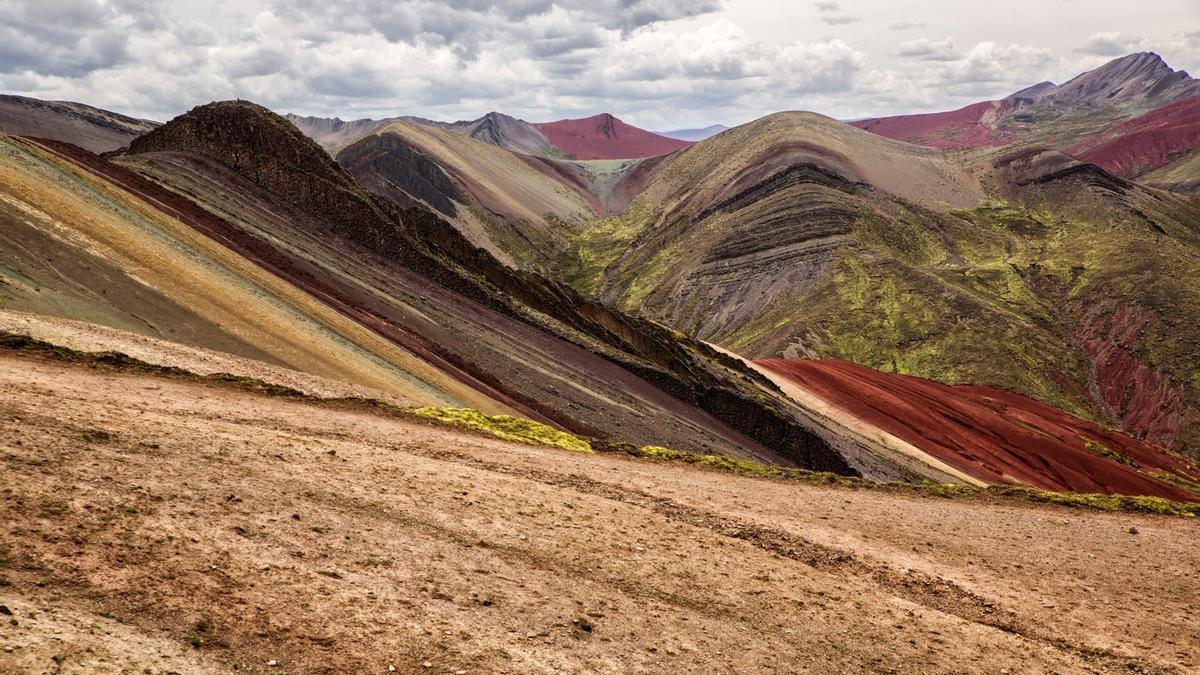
[{"left": 563, "top": 114, "right": 1200, "bottom": 457}]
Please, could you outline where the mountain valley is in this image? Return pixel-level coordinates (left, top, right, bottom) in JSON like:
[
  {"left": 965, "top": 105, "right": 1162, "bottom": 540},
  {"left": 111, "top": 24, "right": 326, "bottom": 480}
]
[{"left": 1, "top": 40, "right": 1199, "bottom": 674}]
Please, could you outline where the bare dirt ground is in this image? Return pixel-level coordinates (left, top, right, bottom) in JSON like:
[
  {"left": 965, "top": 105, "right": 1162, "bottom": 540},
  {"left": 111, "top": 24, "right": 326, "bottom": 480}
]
[
  {"left": 1, "top": 352, "right": 1198, "bottom": 674},
  {"left": 0, "top": 310, "right": 414, "bottom": 405}
]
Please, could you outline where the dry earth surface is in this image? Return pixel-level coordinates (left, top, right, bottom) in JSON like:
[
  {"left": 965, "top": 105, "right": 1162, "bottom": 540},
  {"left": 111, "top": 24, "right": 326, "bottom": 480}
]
[{"left": 1, "top": 352, "right": 1198, "bottom": 674}]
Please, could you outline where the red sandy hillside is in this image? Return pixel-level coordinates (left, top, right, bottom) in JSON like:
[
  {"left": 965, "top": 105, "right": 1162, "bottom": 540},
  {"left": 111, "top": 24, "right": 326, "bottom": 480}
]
[
  {"left": 533, "top": 113, "right": 693, "bottom": 160},
  {"left": 1072, "top": 94, "right": 1200, "bottom": 177},
  {"left": 757, "top": 359, "right": 1200, "bottom": 501},
  {"left": 850, "top": 99, "right": 1014, "bottom": 149}
]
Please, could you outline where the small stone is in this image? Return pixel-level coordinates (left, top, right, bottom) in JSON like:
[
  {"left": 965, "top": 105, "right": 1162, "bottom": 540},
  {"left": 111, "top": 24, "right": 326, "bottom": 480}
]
[
  {"left": 388, "top": 666, "right": 396, "bottom": 672},
  {"left": 267, "top": 659, "right": 278, "bottom": 666},
  {"left": 0, "top": 605, "right": 10, "bottom": 615},
  {"left": 456, "top": 671, "right": 467, "bottom": 675},
  {"left": 1129, "top": 527, "right": 1139, "bottom": 535},
  {"left": 3, "top": 646, "right": 13, "bottom": 653},
  {"left": 421, "top": 662, "right": 432, "bottom": 668}
]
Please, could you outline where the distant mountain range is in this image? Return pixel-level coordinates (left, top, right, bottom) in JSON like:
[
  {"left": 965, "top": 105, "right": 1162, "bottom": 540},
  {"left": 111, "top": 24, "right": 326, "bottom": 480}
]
[
  {"left": 852, "top": 52, "right": 1200, "bottom": 192},
  {"left": 286, "top": 110, "right": 693, "bottom": 161},
  {"left": 658, "top": 124, "right": 730, "bottom": 141},
  {"left": 3, "top": 51, "right": 1200, "bottom": 494},
  {"left": 0, "top": 94, "right": 158, "bottom": 153}
]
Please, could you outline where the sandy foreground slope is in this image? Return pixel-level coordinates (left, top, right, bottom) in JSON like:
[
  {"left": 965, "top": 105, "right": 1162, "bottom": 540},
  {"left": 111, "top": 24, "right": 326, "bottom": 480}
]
[{"left": 1, "top": 353, "right": 1198, "bottom": 674}]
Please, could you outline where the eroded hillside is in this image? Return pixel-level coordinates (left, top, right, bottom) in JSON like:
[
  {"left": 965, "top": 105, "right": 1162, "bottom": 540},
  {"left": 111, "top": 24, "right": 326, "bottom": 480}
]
[{"left": 1, "top": 348, "right": 1198, "bottom": 673}]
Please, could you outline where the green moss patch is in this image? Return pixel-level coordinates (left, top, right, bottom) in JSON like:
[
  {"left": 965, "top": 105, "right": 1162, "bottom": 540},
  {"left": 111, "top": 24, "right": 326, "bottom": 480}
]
[
  {"left": 595, "top": 440, "right": 1198, "bottom": 517},
  {"left": 6, "top": 329, "right": 1194, "bottom": 517},
  {"left": 409, "top": 407, "right": 593, "bottom": 454}
]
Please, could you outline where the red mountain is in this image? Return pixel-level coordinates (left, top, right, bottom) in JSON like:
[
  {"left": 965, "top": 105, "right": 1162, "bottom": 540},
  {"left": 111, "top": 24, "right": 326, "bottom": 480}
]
[
  {"left": 758, "top": 359, "right": 1200, "bottom": 501},
  {"left": 852, "top": 53, "right": 1200, "bottom": 150},
  {"left": 850, "top": 99, "right": 1016, "bottom": 148},
  {"left": 1071, "top": 94, "right": 1200, "bottom": 178},
  {"left": 532, "top": 113, "right": 693, "bottom": 160}
]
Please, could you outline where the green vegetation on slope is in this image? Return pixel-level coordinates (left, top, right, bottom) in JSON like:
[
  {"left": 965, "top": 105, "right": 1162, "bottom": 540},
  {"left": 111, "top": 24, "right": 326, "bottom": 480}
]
[
  {"left": 5, "top": 329, "right": 1196, "bottom": 517},
  {"left": 409, "top": 407, "right": 594, "bottom": 454},
  {"left": 563, "top": 131, "right": 1200, "bottom": 455}
]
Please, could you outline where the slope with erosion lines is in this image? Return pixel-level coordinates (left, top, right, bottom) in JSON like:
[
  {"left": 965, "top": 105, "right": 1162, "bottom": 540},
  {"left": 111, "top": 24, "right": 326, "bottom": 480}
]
[
  {"left": 571, "top": 111, "right": 1200, "bottom": 458},
  {"left": 336, "top": 119, "right": 678, "bottom": 270},
  {"left": 1070, "top": 94, "right": 1200, "bottom": 189},
  {"left": 113, "top": 149, "right": 777, "bottom": 462},
  {"left": 0, "top": 94, "right": 158, "bottom": 153},
  {"left": 759, "top": 358, "right": 1200, "bottom": 500},
  {"left": 0, "top": 133, "right": 480, "bottom": 409},
  {"left": 985, "top": 148, "right": 1200, "bottom": 453},
  {"left": 336, "top": 120, "right": 598, "bottom": 270},
  {"left": 436, "top": 111, "right": 561, "bottom": 157},
  {"left": 115, "top": 100, "right": 870, "bottom": 474},
  {"left": 572, "top": 111, "right": 984, "bottom": 339}
]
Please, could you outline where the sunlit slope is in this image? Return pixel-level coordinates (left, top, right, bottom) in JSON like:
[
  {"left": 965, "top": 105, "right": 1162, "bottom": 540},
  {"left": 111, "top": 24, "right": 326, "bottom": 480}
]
[{"left": 0, "top": 134, "right": 483, "bottom": 408}]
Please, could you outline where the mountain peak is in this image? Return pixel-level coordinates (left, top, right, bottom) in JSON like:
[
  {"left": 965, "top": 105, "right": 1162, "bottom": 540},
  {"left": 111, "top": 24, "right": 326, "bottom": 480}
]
[
  {"left": 129, "top": 99, "right": 378, "bottom": 227},
  {"left": 1035, "top": 51, "right": 1198, "bottom": 108},
  {"left": 532, "top": 113, "right": 692, "bottom": 160}
]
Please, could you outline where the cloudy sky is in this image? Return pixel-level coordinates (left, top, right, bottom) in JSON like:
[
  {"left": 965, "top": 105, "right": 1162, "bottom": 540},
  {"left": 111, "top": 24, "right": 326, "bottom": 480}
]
[{"left": 1, "top": 0, "right": 1198, "bottom": 128}]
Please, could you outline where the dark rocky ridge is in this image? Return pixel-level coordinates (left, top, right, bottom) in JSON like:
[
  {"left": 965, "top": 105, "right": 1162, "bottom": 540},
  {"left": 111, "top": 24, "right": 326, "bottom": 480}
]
[
  {"left": 337, "top": 132, "right": 465, "bottom": 217},
  {"left": 1033, "top": 52, "right": 1200, "bottom": 110},
  {"left": 125, "top": 101, "right": 859, "bottom": 475}
]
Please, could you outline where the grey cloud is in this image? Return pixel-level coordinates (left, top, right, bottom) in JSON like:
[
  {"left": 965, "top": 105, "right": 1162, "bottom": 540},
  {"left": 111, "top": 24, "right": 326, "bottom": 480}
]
[
  {"left": 0, "top": 25, "right": 129, "bottom": 77},
  {"left": 0, "top": 0, "right": 129, "bottom": 76},
  {"left": 601, "top": 0, "right": 723, "bottom": 32},
  {"left": 1075, "top": 32, "right": 1145, "bottom": 56},
  {"left": 307, "top": 65, "right": 400, "bottom": 99},
  {"left": 898, "top": 38, "right": 960, "bottom": 61},
  {"left": 528, "top": 31, "right": 606, "bottom": 58},
  {"left": 110, "top": 0, "right": 169, "bottom": 30},
  {"left": 946, "top": 42, "right": 1053, "bottom": 85},
  {"left": 225, "top": 47, "right": 293, "bottom": 79},
  {"left": 821, "top": 15, "right": 860, "bottom": 25},
  {"left": 888, "top": 21, "right": 925, "bottom": 30},
  {"left": 272, "top": 0, "right": 721, "bottom": 44},
  {"left": 814, "top": 1, "right": 839, "bottom": 11}
]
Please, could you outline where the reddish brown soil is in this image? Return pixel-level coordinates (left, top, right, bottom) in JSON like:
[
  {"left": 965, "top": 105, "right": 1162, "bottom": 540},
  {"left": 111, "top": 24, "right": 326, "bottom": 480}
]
[
  {"left": 533, "top": 114, "right": 692, "bottom": 160},
  {"left": 3, "top": 354, "right": 1199, "bottom": 673},
  {"left": 850, "top": 100, "right": 1012, "bottom": 148},
  {"left": 1073, "top": 95, "right": 1200, "bottom": 176},
  {"left": 757, "top": 359, "right": 1200, "bottom": 500},
  {"left": 1073, "top": 304, "right": 1186, "bottom": 448}
]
